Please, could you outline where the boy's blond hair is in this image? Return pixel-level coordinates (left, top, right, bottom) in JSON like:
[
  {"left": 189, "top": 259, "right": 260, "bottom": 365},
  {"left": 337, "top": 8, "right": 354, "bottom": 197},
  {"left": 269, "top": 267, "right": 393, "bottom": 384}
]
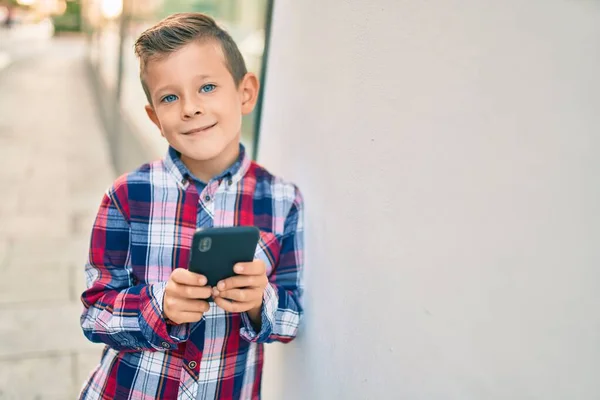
[{"left": 134, "top": 12, "right": 248, "bottom": 104}]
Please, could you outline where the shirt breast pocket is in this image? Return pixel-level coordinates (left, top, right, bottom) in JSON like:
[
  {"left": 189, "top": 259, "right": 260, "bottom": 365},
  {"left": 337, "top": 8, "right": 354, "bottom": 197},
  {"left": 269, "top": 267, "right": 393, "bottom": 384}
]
[{"left": 254, "top": 230, "right": 281, "bottom": 277}]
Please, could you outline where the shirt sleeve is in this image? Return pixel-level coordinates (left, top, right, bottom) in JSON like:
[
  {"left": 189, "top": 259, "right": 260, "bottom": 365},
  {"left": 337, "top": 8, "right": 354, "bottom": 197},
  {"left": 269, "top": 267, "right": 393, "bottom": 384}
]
[
  {"left": 240, "top": 186, "right": 305, "bottom": 343},
  {"left": 80, "top": 187, "right": 194, "bottom": 352}
]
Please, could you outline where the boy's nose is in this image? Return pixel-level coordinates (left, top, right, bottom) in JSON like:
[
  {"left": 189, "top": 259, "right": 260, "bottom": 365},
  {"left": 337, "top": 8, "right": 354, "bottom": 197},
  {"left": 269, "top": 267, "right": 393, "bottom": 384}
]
[{"left": 182, "top": 101, "right": 204, "bottom": 118}]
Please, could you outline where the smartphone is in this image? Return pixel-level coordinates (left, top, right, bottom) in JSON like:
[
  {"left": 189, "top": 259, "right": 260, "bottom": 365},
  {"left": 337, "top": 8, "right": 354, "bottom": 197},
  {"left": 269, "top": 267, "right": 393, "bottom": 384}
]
[{"left": 188, "top": 226, "right": 260, "bottom": 292}]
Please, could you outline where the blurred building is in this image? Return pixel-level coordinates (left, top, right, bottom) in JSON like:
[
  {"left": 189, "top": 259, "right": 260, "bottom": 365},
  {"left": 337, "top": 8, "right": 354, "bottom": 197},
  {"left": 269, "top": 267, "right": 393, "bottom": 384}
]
[{"left": 0, "top": 0, "right": 82, "bottom": 30}]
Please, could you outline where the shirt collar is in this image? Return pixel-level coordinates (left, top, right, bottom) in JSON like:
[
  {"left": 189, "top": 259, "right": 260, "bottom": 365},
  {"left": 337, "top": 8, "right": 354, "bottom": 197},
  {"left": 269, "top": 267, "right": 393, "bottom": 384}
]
[{"left": 163, "top": 143, "right": 251, "bottom": 189}]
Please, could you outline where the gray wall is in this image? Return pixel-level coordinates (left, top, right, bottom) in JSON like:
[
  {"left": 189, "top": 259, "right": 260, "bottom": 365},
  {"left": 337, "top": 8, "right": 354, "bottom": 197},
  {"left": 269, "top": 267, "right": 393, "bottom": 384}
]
[{"left": 257, "top": 1, "right": 600, "bottom": 399}]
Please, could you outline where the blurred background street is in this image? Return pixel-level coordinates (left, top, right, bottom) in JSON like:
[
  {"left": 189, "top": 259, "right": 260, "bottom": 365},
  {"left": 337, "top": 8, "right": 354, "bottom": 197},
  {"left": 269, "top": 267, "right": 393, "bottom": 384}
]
[{"left": 0, "top": 26, "right": 109, "bottom": 400}]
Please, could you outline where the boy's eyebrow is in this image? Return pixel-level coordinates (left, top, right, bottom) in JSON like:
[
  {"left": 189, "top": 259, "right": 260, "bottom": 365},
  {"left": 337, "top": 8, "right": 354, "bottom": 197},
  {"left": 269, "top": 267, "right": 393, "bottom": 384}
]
[{"left": 153, "top": 85, "right": 176, "bottom": 98}]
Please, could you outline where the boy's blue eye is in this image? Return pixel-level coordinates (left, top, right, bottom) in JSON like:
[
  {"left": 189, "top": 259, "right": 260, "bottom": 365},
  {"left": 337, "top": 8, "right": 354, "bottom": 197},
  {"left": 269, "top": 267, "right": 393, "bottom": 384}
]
[
  {"left": 162, "top": 94, "right": 178, "bottom": 103},
  {"left": 200, "top": 84, "right": 216, "bottom": 93}
]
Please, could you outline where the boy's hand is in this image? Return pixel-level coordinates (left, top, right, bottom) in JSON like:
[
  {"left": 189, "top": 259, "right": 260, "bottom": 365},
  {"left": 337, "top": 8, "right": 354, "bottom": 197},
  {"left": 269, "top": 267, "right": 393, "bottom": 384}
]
[
  {"left": 212, "top": 260, "right": 268, "bottom": 320},
  {"left": 163, "top": 268, "right": 212, "bottom": 325}
]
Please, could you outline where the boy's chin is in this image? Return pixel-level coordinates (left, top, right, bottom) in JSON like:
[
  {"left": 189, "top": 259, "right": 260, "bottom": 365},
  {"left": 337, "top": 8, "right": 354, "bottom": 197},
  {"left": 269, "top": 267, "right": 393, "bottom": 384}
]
[
  {"left": 169, "top": 134, "right": 240, "bottom": 163},
  {"left": 178, "top": 144, "right": 231, "bottom": 163}
]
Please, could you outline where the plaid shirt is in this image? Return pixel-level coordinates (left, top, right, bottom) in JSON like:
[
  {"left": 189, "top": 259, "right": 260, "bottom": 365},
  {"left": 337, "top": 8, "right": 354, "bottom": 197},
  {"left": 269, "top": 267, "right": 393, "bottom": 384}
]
[{"left": 79, "top": 145, "right": 304, "bottom": 400}]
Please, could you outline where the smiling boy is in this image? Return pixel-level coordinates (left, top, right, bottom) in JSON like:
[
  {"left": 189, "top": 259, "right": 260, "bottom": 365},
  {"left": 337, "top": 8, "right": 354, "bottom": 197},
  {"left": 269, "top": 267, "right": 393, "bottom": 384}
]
[{"left": 79, "top": 13, "right": 304, "bottom": 400}]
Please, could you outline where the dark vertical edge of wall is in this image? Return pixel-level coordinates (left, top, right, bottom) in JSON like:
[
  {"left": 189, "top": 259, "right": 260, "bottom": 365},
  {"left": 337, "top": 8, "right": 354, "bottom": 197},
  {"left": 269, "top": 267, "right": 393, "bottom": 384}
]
[{"left": 252, "top": 0, "right": 275, "bottom": 161}]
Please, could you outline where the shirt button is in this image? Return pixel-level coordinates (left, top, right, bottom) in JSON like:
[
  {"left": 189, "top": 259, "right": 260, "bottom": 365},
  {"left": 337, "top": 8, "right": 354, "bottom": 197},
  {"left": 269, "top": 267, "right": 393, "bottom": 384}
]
[
  {"left": 227, "top": 178, "right": 233, "bottom": 186},
  {"left": 161, "top": 341, "right": 170, "bottom": 349},
  {"left": 188, "top": 360, "right": 197, "bottom": 369},
  {"left": 204, "top": 195, "right": 211, "bottom": 202}
]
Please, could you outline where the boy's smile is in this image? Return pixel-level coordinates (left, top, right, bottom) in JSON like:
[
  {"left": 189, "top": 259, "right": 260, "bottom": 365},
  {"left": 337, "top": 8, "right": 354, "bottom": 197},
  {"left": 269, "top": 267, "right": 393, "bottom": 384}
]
[
  {"left": 143, "top": 40, "right": 258, "bottom": 182},
  {"left": 182, "top": 122, "right": 218, "bottom": 136}
]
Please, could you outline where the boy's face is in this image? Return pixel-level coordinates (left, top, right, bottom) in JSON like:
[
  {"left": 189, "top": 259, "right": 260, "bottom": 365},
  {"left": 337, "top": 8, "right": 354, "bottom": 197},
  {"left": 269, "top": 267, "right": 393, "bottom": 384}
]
[{"left": 144, "top": 41, "right": 258, "bottom": 167}]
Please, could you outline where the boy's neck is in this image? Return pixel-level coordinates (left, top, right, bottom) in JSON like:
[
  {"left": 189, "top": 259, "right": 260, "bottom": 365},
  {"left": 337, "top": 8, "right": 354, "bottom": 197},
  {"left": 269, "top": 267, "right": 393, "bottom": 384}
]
[{"left": 180, "top": 141, "right": 240, "bottom": 183}]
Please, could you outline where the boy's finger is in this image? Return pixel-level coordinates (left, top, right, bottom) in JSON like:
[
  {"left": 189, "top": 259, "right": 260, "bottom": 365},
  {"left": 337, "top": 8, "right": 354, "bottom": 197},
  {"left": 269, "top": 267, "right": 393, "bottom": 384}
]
[
  {"left": 215, "top": 288, "right": 257, "bottom": 303},
  {"left": 176, "top": 285, "right": 213, "bottom": 300},
  {"left": 177, "top": 299, "right": 210, "bottom": 313},
  {"left": 233, "top": 260, "right": 266, "bottom": 276},
  {"left": 213, "top": 296, "right": 247, "bottom": 313},
  {"left": 171, "top": 268, "right": 207, "bottom": 286},
  {"left": 216, "top": 275, "right": 263, "bottom": 291},
  {"left": 165, "top": 295, "right": 210, "bottom": 312}
]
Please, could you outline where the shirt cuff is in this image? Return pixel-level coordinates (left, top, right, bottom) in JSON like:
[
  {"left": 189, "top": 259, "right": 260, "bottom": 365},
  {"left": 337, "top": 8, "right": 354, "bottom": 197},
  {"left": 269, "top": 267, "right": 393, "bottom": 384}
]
[
  {"left": 139, "top": 281, "right": 192, "bottom": 350},
  {"left": 240, "top": 283, "right": 278, "bottom": 342}
]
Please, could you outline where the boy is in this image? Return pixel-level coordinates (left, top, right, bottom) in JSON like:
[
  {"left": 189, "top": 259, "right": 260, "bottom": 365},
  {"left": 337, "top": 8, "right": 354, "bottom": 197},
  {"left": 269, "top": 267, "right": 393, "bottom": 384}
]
[{"left": 79, "top": 13, "right": 304, "bottom": 400}]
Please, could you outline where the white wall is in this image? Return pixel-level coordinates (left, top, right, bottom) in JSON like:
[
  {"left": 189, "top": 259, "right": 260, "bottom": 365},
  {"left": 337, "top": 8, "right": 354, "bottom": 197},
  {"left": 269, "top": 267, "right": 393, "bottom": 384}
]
[{"left": 257, "top": 1, "right": 600, "bottom": 399}]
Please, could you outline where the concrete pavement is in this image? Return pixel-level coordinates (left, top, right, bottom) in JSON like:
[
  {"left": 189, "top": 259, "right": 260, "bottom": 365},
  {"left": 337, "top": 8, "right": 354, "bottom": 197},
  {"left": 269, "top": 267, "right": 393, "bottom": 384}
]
[{"left": 0, "top": 35, "right": 113, "bottom": 399}]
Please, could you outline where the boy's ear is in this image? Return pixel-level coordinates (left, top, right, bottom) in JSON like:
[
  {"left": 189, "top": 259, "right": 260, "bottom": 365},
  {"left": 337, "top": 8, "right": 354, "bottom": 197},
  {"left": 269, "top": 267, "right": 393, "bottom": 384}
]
[
  {"left": 239, "top": 72, "right": 260, "bottom": 115},
  {"left": 145, "top": 105, "right": 163, "bottom": 135}
]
